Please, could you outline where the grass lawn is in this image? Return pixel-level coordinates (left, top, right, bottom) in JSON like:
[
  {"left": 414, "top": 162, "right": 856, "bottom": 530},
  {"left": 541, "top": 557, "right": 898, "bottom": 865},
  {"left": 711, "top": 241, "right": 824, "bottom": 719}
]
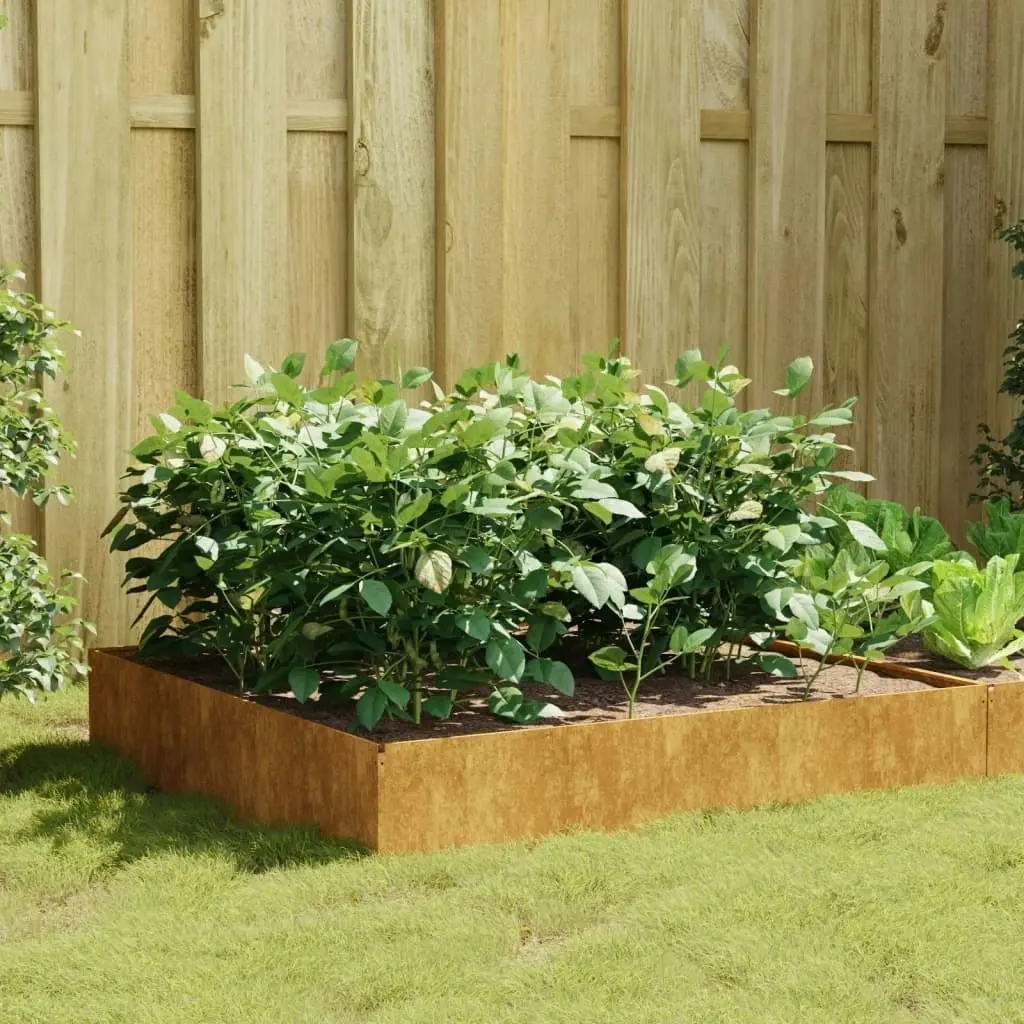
[{"left": 2, "top": 689, "right": 1024, "bottom": 1023}]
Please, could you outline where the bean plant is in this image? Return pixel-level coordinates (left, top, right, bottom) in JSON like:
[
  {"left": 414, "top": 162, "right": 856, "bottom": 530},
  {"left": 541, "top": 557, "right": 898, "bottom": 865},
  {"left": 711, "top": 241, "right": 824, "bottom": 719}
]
[{"left": 112, "top": 343, "right": 874, "bottom": 728}]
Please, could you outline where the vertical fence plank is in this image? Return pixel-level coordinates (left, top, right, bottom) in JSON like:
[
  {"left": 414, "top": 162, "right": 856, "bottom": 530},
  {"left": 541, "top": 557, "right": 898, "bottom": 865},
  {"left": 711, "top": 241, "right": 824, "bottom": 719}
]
[
  {"left": 940, "top": 0, "right": 988, "bottom": 532},
  {"left": 36, "top": 0, "right": 133, "bottom": 643},
  {"left": 349, "top": 0, "right": 434, "bottom": 383},
  {"left": 870, "top": 0, "right": 946, "bottom": 511},
  {"left": 622, "top": 0, "right": 702, "bottom": 386},
  {"left": 986, "top": 0, "right": 1024, "bottom": 499},
  {"left": 701, "top": 1, "right": 750, "bottom": 377},
  {"left": 0, "top": 0, "right": 38, "bottom": 537},
  {"left": 569, "top": 0, "right": 619, "bottom": 363},
  {"left": 197, "top": 0, "right": 287, "bottom": 402},
  {"left": 501, "top": 0, "right": 569, "bottom": 377},
  {"left": 436, "top": 0, "right": 504, "bottom": 386},
  {"left": 824, "top": 0, "right": 872, "bottom": 471},
  {"left": 748, "top": 0, "right": 828, "bottom": 410},
  {"left": 288, "top": 0, "right": 347, "bottom": 373}
]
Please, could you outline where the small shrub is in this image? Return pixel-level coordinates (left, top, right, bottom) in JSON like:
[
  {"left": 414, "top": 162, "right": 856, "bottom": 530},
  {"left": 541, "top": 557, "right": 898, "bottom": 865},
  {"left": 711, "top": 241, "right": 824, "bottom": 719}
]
[
  {"left": 112, "top": 344, "right": 874, "bottom": 727},
  {"left": 0, "top": 268, "right": 90, "bottom": 700},
  {"left": 972, "top": 219, "right": 1024, "bottom": 506},
  {"left": 966, "top": 498, "right": 1024, "bottom": 561}
]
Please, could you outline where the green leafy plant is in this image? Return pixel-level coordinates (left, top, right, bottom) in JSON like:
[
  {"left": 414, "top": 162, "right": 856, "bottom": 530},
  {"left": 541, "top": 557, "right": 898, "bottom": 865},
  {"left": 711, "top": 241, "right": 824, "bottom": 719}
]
[
  {"left": 112, "top": 344, "right": 870, "bottom": 729},
  {"left": 0, "top": 267, "right": 90, "bottom": 700},
  {"left": 973, "top": 219, "right": 1024, "bottom": 506},
  {"left": 966, "top": 498, "right": 1024, "bottom": 561},
  {"left": 819, "top": 486, "right": 951, "bottom": 573},
  {"left": 769, "top": 545, "right": 932, "bottom": 696},
  {"left": 904, "top": 554, "right": 1024, "bottom": 670}
]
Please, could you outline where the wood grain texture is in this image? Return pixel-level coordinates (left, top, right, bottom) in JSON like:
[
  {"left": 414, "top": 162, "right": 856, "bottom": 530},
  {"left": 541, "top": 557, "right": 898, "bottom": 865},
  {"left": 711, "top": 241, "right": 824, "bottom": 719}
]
[
  {"left": 702, "top": 0, "right": 750, "bottom": 110},
  {"left": 379, "top": 683, "right": 987, "bottom": 852},
  {"left": 701, "top": 142, "right": 749, "bottom": 376},
  {"left": 987, "top": 683, "right": 1024, "bottom": 777},
  {"left": 289, "top": 134, "right": 348, "bottom": 372},
  {"left": 986, "top": 0, "right": 1024, "bottom": 477},
  {"left": 869, "top": 0, "right": 946, "bottom": 512},
  {"left": 568, "top": 0, "right": 619, "bottom": 361},
  {"left": 940, "top": 0, "right": 989, "bottom": 535},
  {"left": 748, "top": 0, "right": 828, "bottom": 412},
  {"left": 36, "top": 0, "right": 133, "bottom": 644},
  {"left": 500, "top": 0, "right": 569, "bottom": 378},
  {"left": 89, "top": 650, "right": 380, "bottom": 848},
  {"left": 435, "top": 0, "right": 504, "bottom": 385},
  {"left": 0, "top": 1, "right": 38, "bottom": 537},
  {"left": 197, "top": 0, "right": 288, "bottom": 403},
  {"left": 348, "top": 0, "right": 434, "bottom": 383},
  {"left": 288, "top": 0, "right": 345, "bottom": 101},
  {"left": 622, "top": 0, "right": 701, "bottom": 385},
  {"left": 824, "top": 0, "right": 872, "bottom": 473}
]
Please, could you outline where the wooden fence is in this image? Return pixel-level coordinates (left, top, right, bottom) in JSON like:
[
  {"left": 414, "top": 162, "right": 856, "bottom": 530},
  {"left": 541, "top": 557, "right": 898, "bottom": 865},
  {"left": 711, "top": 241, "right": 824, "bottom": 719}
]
[{"left": 1, "top": 0, "right": 1023, "bottom": 643}]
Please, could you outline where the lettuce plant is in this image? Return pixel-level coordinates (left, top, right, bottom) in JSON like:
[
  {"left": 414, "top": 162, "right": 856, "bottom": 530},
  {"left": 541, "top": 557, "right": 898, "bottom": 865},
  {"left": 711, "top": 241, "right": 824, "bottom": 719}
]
[
  {"left": 905, "top": 555, "right": 1024, "bottom": 670},
  {"left": 966, "top": 499, "right": 1024, "bottom": 561},
  {"left": 819, "top": 486, "right": 951, "bottom": 573}
]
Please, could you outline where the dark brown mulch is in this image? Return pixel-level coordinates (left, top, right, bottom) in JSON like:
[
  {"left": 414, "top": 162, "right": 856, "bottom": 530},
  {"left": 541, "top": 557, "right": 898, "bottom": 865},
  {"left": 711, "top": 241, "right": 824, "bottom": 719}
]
[
  {"left": 134, "top": 649, "right": 933, "bottom": 745},
  {"left": 881, "top": 634, "right": 1024, "bottom": 684}
]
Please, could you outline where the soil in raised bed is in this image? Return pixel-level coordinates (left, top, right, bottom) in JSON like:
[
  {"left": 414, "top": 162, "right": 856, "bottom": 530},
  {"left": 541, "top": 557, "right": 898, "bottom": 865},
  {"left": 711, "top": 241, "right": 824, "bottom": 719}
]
[
  {"left": 880, "top": 634, "right": 1024, "bottom": 684},
  {"left": 134, "top": 648, "right": 934, "bottom": 744}
]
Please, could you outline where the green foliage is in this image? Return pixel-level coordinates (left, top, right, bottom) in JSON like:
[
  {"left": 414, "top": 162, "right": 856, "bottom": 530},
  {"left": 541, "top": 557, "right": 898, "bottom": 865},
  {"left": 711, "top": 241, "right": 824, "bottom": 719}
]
[
  {"left": 0, "top": 532, "right": 89, "bottom": 698},
  {"left": 906, "top": 554, "right": 1024, "bottom": 670},
  {"left": 113, "top": 345, "right": 870, "bottom": 728},
  {"left": 819, "top": 486, "right": 952, "bottom": 573},
  {"left": 973, "top": 219, "right": 1024, "bottom": 506},
  {"left": 966, "top": 498, "right": 1024, "bottom": 561},
  {"left": 0, "top": 268, "right": 90, "bottom": 701},
  {"left": 769, "top": 546, "right": 933, "bottom": 694},
  {"left": 1, "top": 269, "right": 76, "bottom": 504}
]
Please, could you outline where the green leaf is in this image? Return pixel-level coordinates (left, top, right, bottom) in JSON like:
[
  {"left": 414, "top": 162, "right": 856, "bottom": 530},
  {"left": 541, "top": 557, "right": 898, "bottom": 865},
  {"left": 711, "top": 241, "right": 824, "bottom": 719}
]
[
  {"left": 589, "top": 646, "right": 632, "bottom": 673},
  {"left": 572, "top": 479, "right": 618, "bottom": 501},
  {"left": 847, "top": 520, "right": 887, "bottom": 552},
  {"left": 378, "top": 679, "right": 411, "bottom": 710},
  {"left": 288, "top": 667, "right": 320, "bottom": 704},
  {"left": 526, "top": 614, "right": 559, "bottom": 653},
  {"left": 244, "top": 354, "right": 266, "bottom": 385},
  {"left": 525, "top": 658, "right": 575, "bottom": 696},
  {"left": 356, "top": 687, "right": 387, "bottom": 731},
  {"left": 396, "top": 491, "right": 431, "bottom": 526},
  {"left": 359, "top": 579, "right": 393, "bottom": 615},
  {"left": 378, "top": 400, "right": 408, "bottom": 437},
  {"left": 401, "top": 366, "right": 433, "bottom": 390},
  {"left": 525, "top": 505, "right": 564, "bottom": 531},
  {"left": 423, "top": 694, "right": 454, "bottom": 720},
  {"left": 668, "top": 626, "right": 716, "bottom": 654},
  {"left": 323, "top": 338, "right": 358, "bottom": 374},
  {"left": 415, "top": 550, "right": 453, "bottom": 593},
  {"left": 763, "top": 524, "right": 802, "bottom": 554},
  {"left": 195, "top": 536, "right": 219, "bottom": 563},
  {"left": 776, "top": 356, "right": 814, "bottom": 398},
  {"left": 789, "top": 592, "right": 820, "bottom": 630},
  {"left": 455, "top": 607, "right": 491, "bottom": 642},
  {"left": 583, "top": 501, "right": 613, "bottom": 525},
  {"left": 750, "top": 653, "right": 799, "bottom": 679},
  {"left": 599, "top": 497, "right": 645, "bottom": 520},
  {"left": 270, "top": 372, "right": 304, "bottom": 407},
  {"left": 459, "top": 546, "right": 491, "bottom": 574},
  {"left": 281, "top": 352, "right": 307, "bottom": 378},
  {"left": 486, "top": 635, "right": 527, "bottom": 682}
]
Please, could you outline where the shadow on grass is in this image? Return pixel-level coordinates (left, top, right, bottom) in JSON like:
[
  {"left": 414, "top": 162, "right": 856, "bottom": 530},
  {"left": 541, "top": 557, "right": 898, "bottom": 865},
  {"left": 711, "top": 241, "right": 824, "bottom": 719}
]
[{"left": 0, "top": 738, "right": 367, "bottom": 872}]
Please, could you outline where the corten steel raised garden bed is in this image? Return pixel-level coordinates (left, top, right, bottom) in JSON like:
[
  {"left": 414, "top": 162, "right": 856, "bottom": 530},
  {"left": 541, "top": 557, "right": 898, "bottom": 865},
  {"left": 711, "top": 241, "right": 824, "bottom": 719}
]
[{"left": 89, "top": 647, "right": 991, "bottom": 854}]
